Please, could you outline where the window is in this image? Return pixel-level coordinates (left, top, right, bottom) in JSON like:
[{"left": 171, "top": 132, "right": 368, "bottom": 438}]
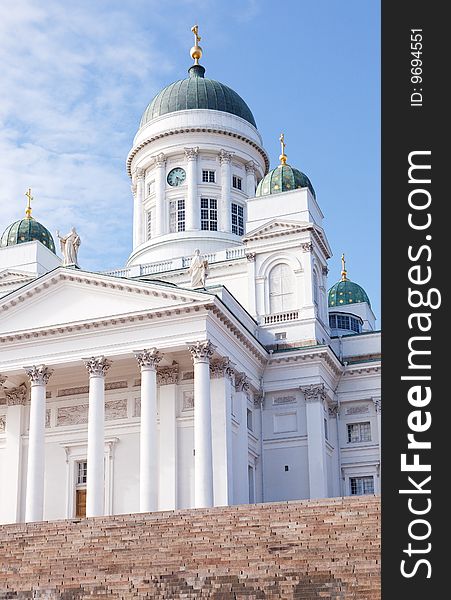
[
  {"left": 169, "top": 199, "right": 185, "bottom": 232},
  {"left": 247, "top": 408, "right": 253, "bottom": 431},
  {"left": 350, "top": 476, "right": 374, "bottom": 496},
  {"left": 200, "top": 198, "right": 218, "bottom": 231},
  {"left": 248, "top": 465, "right": 255, "bottom": 503},
  {"left": 147, "top": 180, "right": 155, "bottom": 196},
  {"left": 269, "top": 264, "right": 295, "bottom": 313},
  {"left": 329, "top": 314, "right": 362, "bottom": 333},
  {"left": 313, "top": 272, "right": 319, "bottom": 306},
  {"left": 232, "top": 175, "right": 242, "bottom": 190},
  {"left": 76, "top": 460, "right": 87, "bottom": 485},
  {"left": 146, "top": 210, "right": 152, "bottom": 240},
  {"left": 275, "top": 332, "right": 287, "bottom": 341},
  {"left": 347, "top": 422, "right": 371, "bottom": 443},
  {"left": 202, "top": 170, "right": 215, "bottom": 183},
  {"left": 231, "top": 203, "right": 244, "bottom": 235},
  {"left": 324, "top": 418, "right": 329, "bottom": 441}
]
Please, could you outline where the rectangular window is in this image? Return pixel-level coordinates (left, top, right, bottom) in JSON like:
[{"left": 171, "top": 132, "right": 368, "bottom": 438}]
[
  {"left": 247, "top": 408, "right": 253, "bottom": 431},
  {"left": 350, "top": 317, "right": 361, "bottom": 333},
  {"left": 347, "top": 422, "right": 371, "bottom": 443},
  {"left": 350, "top": 476, "right": 374, "bottom": 496},
  {"left": 337, "top": 314, "right": 350, "bottom": 330},
  {"left": 76, "top": 460, "right": 87, "bottom": 485},
  {"left": 147, "top": 180, "right": 155, "bottom": 196},
  {"left": 169, "top": 199, "right": 185, "bottom": 232},
  {"left": 202, "top": 170, "right": 216, "bottom": 183},
  {"left": 200, "top": 198, "right": 218, "bottom": 231},
  {"left": 324, "top": 418, "right": 328, "bottom": 441},
  {"left": 329, "top": 314, "right": 337, "bottom": 328},
  {"left": 146, "top": 210, "right": 152, "bottom": 240},
  {"left": 231, "top": 203, "right": 244, "bottom": 235},
  {"left": 232, "top": 175, "right": 242, "bottom": 190}
]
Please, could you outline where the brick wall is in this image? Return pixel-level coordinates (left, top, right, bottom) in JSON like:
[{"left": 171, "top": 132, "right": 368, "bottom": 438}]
[{"left": 0, "top": 495, "right": 380, "bottom": 599}]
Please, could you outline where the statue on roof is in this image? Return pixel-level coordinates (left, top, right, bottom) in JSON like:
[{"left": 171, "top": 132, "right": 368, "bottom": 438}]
[
  {"left": 189, "top": 249, "right": 209, "bottom": 288},
  {"left": 56, "top": 227, "right": 81, "bottom": 268}
]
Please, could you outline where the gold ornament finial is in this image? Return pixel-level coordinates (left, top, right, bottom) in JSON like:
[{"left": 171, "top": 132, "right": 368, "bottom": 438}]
[
  {"left": 190, "top": 24, "right": 203, "bottom": 65},
  {"left": 279, "top": 132, "right": 287, "bottom": 165},
  {"left": 25, "top": 187, "right": 33, "bottom": 219},
  {"left": 341, "top": 253, "right": 348, "bottom": 281}
]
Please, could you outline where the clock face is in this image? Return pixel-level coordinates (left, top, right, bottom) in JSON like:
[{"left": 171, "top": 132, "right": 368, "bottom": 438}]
[{"left": 167, "top": 167, "right": 186, "bottom": 187}]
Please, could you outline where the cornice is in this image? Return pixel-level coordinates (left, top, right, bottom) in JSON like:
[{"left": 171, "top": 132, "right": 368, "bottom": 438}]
[
  {"left": 342, "top": 363, "right": 381, "bottom": 377},
  {"left": 269, "top": 347, "right": 343, "bottom": 378},
  {"left": 127, "top": 126, "right": 270, "bottom": 176}
]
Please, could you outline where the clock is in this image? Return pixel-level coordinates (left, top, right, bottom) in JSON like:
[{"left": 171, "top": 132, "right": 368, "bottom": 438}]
[{"left": 167, "top": 167, "right": 186, "bottom": 187}]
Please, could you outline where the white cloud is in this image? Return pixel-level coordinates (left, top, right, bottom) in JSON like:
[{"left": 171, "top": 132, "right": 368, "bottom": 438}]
[{"left": 0, "top": 0, "right": 172, "bottom": 271}]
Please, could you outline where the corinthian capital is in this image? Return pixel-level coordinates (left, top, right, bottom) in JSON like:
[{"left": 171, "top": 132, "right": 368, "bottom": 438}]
[
  {"left": 136, "top": 167, "right": 145, "bottom": 179},
  {"left": 157, "top": 365, "right": 179, "bottom": 385},
  {"left": 300, "top": 383, "right": 327, "bottom": 403},
  {"left": 5, "top": 383, "right": 28, "bottom": 406},
  {"left": 0, "top": 375, "right": 6, "bottom": 387},
  {"left": 24, "top": 365, "right": 53, "bottom": 386},
  {"left": 188, "top": 340, "right": 216, "bottom": 363},
  {"left": 155, "top": 152, "right": 166, "bottom": 167},
  {"left": 245, "top": 160, "right": 256, "bottom": 174},
  {"left": 184, "top": 147, "right": 199, "bottom": 161},
  {"left": 83, "top": 356, "right": 112, "bottom": 377},
  {"left": 219, "top": 149, "right": 234, "bottom": 164},
  {"left": 234, "top": 371, "right": 250, "bottom": 393},
  {"left": 134, "top": 348, "right": 163, "bottom": 370},
  {"left": 210, "top": 357, "right": 235, "bottom": 380},
  {"left": 373, "top": 397, "right": 381, "bottom": 413}
]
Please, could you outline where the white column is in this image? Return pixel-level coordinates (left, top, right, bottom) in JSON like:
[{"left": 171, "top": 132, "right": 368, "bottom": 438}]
[
  {"left": 245, "top": 160, "right": 256, "bottom": 197},
  {"left": 134, "top": 348, "right": 162, "bottom": 513},
  {"left": 133, "top": 168, "right": 145, "bottom": 249},
  {"left": 302, "top": 384, "right": 329, "bottom": 499},
  {"left": 246, "top": 253, "right": 257, "bottom": 317},
  {"left": 155, "top": 153, "right": 166, "bottom": 236},
  {"left": 188, "top": 340, "right": 215, "bottom": 508},
  {"left": 219, "top": 150, "right": 233, "bottom": 232},
  {"left": 234, "top": 373, "right": 250, "bottom": 504},
  {"left": 210, "top": 358, "right": 234, "bottom": 506},
  {"left": 83, "top": 356, "right": 112, "bottom": 518},
  {"left": 301, "top": 242, "right": 316, "bottom": 315},
  {"left": 185, "top": 147, "right": 199, "bottom": 231},
  {"left": 2, "top": 381, "right": 27, "bottom": 523},
  {"left": 24, "top": 365, "right": 53, "bottom": 522},
  {"left": 158, "top": 366, "right": 179, "bottom": 510}
]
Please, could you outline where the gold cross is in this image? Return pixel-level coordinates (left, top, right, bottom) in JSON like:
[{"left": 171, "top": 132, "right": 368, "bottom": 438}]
[
  {"left": 25, "top": 187, "right": 33, "bottom": 219},
  {"left": 279, "top": 132, "right": 287, "bottom": 165},
  {"left": 191, "top": 24, "right": 201, "bottom": 45},
  {"left": 341, "top": 253, "right": 347, "bottom": 281}
]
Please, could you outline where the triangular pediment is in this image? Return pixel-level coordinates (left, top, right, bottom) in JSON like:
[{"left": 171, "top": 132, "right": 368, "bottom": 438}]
[
  {"left": 243, "top": 219, "right": 313, "bottom": 241},
  {"left": 244, "top": 218, "right": 332, "bottom": 258},
  {"left": 0, "top": 268, "right": 210, "bottom": 335}
]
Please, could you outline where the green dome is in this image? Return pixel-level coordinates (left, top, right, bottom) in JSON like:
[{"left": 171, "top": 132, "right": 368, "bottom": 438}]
[
  {"left": 0, "top": 217, "right": 56, "bottom": 254},
  {"left": 255, "top": 163, "right": 316, "bottom": 199},
  {"left": 328, "top": 279, "right": 371, "bottom": 308},
  {"left": 140, "top": 65, "right": 257, "bottom": 128}
]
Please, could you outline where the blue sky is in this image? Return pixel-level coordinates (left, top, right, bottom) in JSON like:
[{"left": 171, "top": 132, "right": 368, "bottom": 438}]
[{"left": 0, "top": 0, "right": 380, "bottom": 320}]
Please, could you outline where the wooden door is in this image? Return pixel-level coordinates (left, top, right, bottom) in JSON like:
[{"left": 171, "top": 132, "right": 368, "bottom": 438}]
[{"left": 75, "top": 489, "right": 87, "bottom": 518}]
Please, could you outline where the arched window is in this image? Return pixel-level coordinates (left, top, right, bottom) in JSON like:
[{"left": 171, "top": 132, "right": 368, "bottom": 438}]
[
  {"left": 269, "top": 264, "right": 295, "bottom": 313},
  {"left": 313, "top": 271, "right": 319, "bottom": 306}
]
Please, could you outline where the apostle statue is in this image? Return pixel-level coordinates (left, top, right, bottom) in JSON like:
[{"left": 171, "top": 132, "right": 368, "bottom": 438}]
[
  {"left": 189, "top": 249, "right": 209, "bottom": 288},
  {"left": 56, "top": 227, "right": 81, "bottom": 267}
]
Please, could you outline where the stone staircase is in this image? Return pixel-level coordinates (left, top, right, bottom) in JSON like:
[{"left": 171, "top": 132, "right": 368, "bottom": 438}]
[{"left": 0, "top": 495, "right": 380, "bottom": 599}]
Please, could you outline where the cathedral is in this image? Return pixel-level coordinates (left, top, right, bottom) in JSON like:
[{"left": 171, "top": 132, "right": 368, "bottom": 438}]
[{"left": 0, "top": 27, "right": 380, "bottom": 525}]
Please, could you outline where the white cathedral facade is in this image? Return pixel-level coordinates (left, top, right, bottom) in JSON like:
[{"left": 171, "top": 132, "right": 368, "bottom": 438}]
[{"left": 0, "top": 30, "right": 380, "bottom": 525}]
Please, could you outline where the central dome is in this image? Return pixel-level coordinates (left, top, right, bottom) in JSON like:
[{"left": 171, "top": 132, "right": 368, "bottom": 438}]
[{"left": 140, "top": 65, "right": 257, "bottom": 129}]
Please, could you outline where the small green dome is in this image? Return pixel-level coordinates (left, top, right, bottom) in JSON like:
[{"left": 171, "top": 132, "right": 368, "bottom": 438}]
[
  {"left": 0, "top": 217, "right": 56, "bottom": 254},
  {"left": 140, "top": 64, "right": 257, "bottom": 129},
  {"left": 328, "top": 279, "right": 371, "bottom": 308},
  {"left": 255, "top": 163, "right": 316, "bottom": 199}
]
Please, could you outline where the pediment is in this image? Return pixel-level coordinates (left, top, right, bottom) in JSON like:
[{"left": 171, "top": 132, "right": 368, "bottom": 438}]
[
  {"left": 0, "top": 268, "right": 209, "bottom": 335},
  {"left": 243, "top": 219, "right": 313, "bottom": 241}
]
